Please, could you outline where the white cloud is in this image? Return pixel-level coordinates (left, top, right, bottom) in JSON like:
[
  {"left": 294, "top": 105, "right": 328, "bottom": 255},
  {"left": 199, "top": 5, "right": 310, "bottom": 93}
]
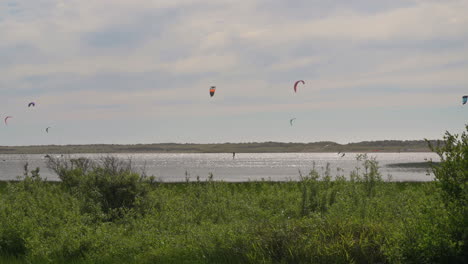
[
  {"left": 1, "top": 0, "right": 467, "bottom": 144},
  {"left": 269, "top": 56, "right": 322, "bottom": 72},
  {"left": 165, "top": 54, "right": 238, "bottom": 74},
  {"left": 2, "top": 0, "right": 467, "bottom": 80},
  {"left": 238, "top": 0, "right": 468, "bottom": 44}
]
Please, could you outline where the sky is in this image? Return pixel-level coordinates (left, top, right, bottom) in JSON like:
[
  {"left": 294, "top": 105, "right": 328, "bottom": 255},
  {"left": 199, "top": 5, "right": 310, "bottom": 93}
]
[{"left": 0, "top": 0, "right": 467, "bottom": 146}]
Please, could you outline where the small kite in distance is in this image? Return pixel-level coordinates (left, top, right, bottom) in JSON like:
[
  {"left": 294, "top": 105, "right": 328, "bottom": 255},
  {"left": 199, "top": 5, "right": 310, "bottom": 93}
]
[
  {"left": 46, "top": 127, "right": 51, "bottom": 133},
  {"left": 463, "top": 95, "right": 467, "bottom": 105},
  {"left": 28, "top": 102, "right": 35, "bottom": 107},
  {"left": 293, "top": 80, "right": 305, "bottom": 93},
  {"left": 4, "top": 116, "right": 12, "bottom": 125},
  {"left": 210, "top": 86, "right": 216, "bottom": 97},
  {"left": 290, "top": 118, "right": 296, "bottom": 126}
]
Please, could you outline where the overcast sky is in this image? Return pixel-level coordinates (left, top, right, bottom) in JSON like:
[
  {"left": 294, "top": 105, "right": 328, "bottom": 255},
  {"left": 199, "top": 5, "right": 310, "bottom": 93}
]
[{"left": 1, "top": 0, "right": 467, "bottom": 146}]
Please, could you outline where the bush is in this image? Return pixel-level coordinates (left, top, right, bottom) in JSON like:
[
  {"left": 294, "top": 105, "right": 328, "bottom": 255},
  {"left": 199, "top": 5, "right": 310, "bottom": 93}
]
[
  {"left": 427, "top": 124, "right": 468, "bottom": 262},
  {"left": 0, "top": 172, "right": 89, "bottom": 261},
  {"left": 47, "top": 156, "right": 152, "bottom": 221},
  {"left": 0, "top": 149, "right": 465, "bottom": 263},
  {"left": 427, "top": 125, "right": 468, "bottom": 203}
]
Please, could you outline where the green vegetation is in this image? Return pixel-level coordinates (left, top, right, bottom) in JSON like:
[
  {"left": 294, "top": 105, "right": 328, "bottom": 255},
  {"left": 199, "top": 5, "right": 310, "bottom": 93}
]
[
  {"left": 426, "top": 125, "right": 468, "bottom": 262},
  {"left": 0, "top": 140, "right": 433, "bottom": 154},
  {"left": 0, "top": 127, "right": 466, "bottom": 263}
]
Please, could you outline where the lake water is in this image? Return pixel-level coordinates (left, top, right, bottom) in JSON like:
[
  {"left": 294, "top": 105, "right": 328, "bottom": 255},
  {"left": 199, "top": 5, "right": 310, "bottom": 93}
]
[{"left": 0, "top": 152, "right": 439, "bottom": 182}]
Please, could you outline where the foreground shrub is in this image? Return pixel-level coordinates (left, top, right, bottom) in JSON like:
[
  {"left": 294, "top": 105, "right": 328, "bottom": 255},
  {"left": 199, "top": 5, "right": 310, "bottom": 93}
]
[
  {"left": 427, "top": 124, "right": 468, "bottom": 262},
  {"left": 0, "top": 150, "right": 464, "bottom": 263},
  {"left": 47, "top": 156, "right": 152, "bottom": 221},
  {"left": 0, "top": 173, "right": 90, "bottom": 262}
]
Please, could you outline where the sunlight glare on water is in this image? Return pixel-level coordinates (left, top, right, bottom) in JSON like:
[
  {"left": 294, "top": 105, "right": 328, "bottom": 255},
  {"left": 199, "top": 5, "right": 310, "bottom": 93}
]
[{"left": 0, "top": 152, "right": 439, "bottom": 182}]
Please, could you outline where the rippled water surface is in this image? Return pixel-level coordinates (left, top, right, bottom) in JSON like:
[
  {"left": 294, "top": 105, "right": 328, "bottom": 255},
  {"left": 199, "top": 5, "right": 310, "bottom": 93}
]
[{"left": 0, "top": 152, "right": 439, "bottom": 182}]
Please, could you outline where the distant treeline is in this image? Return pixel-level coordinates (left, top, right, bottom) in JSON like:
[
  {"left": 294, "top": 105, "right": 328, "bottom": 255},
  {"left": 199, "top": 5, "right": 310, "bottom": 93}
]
[{"left": 0, "top": 140, "right": 436, "bottom": 154}]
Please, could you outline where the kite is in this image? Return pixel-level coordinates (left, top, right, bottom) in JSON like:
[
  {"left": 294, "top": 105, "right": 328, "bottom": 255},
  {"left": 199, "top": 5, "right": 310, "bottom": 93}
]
[
  {"left": 463, "top": 95, "right": 467, "bottom": 105},
  {"left": 210, "top": 86, "right": 216, "bottom": 97},
  {"left": 46, "top": 127, "right": 51, "bottom": 133},
  {"left": 4, "top": 116, "right": 12, "bottom": 125},
  {"left": 293, "top": 80, "right": 305, "bottom": 93},
  {"left": 28, "top": 102, "right": 35, "bottom": 107},
  {"left": 290, "top": 118, "right": 296, "bottom": 126}
]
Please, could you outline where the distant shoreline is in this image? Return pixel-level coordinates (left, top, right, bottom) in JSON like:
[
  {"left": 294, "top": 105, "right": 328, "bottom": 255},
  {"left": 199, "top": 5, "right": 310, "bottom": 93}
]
[
  {"left": 386, "top": 162, "right": 439, "bottom": 169},
  {"left": 0, "top": 140, "right": 435, "bottom": 154}
]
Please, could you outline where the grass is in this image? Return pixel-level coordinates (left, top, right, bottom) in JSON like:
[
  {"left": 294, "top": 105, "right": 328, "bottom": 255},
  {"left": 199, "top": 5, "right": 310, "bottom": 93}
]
[{"left": 0, "top": 154, "right": 465, "bottom": 264}]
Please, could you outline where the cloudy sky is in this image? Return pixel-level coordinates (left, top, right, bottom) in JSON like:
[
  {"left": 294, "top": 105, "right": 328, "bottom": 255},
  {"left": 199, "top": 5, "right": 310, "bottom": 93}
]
[{"left": 1, "top": 0, "right": 467, "bottom": 146}]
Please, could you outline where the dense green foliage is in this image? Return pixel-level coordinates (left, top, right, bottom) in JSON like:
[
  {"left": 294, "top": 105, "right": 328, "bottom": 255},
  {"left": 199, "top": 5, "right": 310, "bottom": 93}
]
[
  {"left": 427, "top": 125, "right": 468, "bottom": 262},
  {"left": 46, "top": 157, "right": 152, "bottom": 221},
  {"left": 0, "top": 125, "right": 466, "bottom": 263},
  {"left": 0, "top": 160, "right": 462, "bottom": 263}
]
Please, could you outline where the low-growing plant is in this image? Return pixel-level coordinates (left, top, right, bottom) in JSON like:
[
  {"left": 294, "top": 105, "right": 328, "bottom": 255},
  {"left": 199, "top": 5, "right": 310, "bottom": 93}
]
[
  {"left": 0, "top": 143, "right": 465, "bottom": 263},
  {"left": 427, "top": 124, "right": 468, "bottom": 262},
  {"left": 47, "top": 156, "right": 152, "bottom": 221}
]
